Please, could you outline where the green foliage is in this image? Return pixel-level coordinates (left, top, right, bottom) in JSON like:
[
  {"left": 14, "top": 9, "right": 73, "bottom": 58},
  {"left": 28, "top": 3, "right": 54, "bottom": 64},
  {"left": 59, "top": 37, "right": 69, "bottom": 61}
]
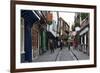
[
  {"left": 71, "top": 22, "right": 80, "bottom": 31},
  {"left": 75, "top": 22, "right": 80, "bottom": 27},
  {"left": 65, "top": 35, "right": 69, "bottom": 41},
  {"left": 75, "top": 34, "right": 80, "bottom": 42},
  {"left": 81, "top": 13, "right": 89, "bottom": 20},
  {"left": 71, "top": 25, "right": 75, "bottom": 31},
  {"left": 48, "top": 21, "right": 52, "bottom": 25}
]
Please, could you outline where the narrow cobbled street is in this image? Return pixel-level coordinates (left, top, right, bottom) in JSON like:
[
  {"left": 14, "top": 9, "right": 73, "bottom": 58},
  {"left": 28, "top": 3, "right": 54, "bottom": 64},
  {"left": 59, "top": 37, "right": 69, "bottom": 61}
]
[
  {"left": 21, "top": 10, "right": 90, "bottom": 63},
  {"left": 33, "top": 47, "right": 89, "bottom": 62}
]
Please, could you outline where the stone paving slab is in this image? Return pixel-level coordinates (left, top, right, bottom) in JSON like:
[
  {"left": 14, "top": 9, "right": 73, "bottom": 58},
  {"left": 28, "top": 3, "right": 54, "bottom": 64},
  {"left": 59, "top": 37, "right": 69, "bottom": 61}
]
[{"left": 70, "top": 47, "right": 89, "bottom": 60}]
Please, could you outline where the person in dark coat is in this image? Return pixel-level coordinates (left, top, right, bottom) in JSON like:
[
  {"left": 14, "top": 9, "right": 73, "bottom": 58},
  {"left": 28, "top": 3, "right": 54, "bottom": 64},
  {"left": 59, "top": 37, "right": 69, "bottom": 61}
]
[
  {"left": 68, "top": 42, "right": 70, "bottom": 50},
  {"left": 49, "top": 40, "right": 54, "bottom": 53},
  {"left": 60, "top": 41, "right": 63, "bottom": 50}
]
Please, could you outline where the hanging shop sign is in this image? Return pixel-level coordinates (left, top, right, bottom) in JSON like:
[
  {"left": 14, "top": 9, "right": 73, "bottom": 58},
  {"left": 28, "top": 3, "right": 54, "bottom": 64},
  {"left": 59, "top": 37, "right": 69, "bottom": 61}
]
[{"left": 47, "top": 12, "right": 53, "bottom": 25}]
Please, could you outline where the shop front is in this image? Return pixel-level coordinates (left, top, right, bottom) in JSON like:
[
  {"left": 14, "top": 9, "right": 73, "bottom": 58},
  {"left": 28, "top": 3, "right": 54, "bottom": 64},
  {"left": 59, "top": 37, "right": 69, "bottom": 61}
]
[{"left": 21, "top": 10, "right": 40, "bottom": 62}]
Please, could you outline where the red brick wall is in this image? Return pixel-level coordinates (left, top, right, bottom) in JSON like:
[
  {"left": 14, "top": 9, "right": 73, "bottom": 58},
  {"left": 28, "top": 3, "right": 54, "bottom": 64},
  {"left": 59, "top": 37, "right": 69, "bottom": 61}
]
[{"left": 31, "top": 25, "right": 39, "bottom": 49}]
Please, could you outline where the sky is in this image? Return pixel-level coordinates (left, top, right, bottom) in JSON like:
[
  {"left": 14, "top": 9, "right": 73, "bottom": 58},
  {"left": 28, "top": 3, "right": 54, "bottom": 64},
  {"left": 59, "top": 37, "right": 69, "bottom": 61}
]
[
  {"left": 49, "top": 11, "right": 75, "bottom": 36},
  {"left": 59, "top": 12, "right": 75, "bottom": 30}
]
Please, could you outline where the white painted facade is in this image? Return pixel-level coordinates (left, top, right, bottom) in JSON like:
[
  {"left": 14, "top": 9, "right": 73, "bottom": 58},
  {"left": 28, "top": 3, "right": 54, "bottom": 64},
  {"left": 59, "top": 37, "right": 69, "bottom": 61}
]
[
  {"left": 79, "top": 27, "right": 89, "bottom": 36},
  {"left": 21, "top": 17, "right": 25, "bottom": 54},
  {"left": 47, "top": 12, "right": 58, "bottom": 37}
]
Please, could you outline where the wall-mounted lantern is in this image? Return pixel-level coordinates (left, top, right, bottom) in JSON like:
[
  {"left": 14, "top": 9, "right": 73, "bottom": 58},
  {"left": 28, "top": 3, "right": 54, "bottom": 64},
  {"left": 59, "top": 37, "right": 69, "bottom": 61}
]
[{"left": 75, "top": 26, "right": 80, "bottom": 31}]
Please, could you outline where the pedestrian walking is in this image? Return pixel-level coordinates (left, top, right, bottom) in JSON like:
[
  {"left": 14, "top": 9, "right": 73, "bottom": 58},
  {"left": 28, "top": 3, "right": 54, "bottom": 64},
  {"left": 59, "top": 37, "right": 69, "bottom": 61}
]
[
  {"left": 73, "top": 39, "right": 78, "bottom": 50},
  {"left": 49, "top": 39, "right": 54, "bottom": 53},
  {"left": 60, "top": 41, "right": 63, "bottom": 50},
  {"left": 68, "top": 42, "right": 70, "bottom": 50}
]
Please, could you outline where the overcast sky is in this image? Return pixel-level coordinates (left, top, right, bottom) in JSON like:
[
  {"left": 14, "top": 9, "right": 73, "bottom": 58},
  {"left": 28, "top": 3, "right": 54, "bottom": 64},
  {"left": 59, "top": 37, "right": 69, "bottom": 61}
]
[
  {"left": 59, "top": 12, "right": 75, "bottom": 30},
  {"left": 49, "top": 12, "right": 75, "bottom": 36}
]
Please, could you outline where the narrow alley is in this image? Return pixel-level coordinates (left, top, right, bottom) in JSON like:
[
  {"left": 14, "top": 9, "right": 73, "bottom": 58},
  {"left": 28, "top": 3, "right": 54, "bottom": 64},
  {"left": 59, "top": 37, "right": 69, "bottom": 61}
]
[
  {"left": 32, "top": 47, "right": 89, "bottom": 62},
  {"left": 21, "top": 10, "right": 90, "bottom": 63}
]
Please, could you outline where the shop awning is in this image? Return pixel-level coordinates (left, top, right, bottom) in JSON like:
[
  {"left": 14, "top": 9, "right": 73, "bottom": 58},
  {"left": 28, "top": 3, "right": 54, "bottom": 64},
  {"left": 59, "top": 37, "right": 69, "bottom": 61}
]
[{"left": 47, "top": 31, "right": 56, "bottom": 39}]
